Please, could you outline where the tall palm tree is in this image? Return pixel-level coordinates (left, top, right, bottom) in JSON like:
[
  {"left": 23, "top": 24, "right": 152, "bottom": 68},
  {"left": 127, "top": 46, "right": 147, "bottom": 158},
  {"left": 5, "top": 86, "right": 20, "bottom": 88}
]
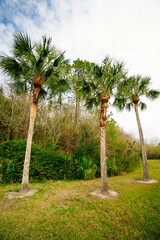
[
  {"left": 77, "top": 57, "right": 125, "bottom": 194},
  {"left": 0, "top": 32, "right": 68, "bottom": 192},
  {"left": 114, "top": 75, "right": 160, "bottom": 180}
]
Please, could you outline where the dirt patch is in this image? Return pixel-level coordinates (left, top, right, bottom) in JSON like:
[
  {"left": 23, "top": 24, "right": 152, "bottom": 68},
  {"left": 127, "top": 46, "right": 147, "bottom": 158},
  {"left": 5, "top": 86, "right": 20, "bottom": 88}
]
[
  {"left": 4, "top": 189, "right": 38, "bottom": 198},
  {"left": 90, "top": 188, "right": 119, "bottom": 199},
  {"left": 135, "top": 179, "right": 158, "bottom": 184}
]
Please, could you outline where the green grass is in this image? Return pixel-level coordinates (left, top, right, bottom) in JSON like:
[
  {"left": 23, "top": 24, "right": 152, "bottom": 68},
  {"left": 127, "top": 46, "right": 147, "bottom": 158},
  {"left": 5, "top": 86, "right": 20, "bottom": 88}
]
[{"left": 0, "top": 160, "right": 160, "bottom": 240}]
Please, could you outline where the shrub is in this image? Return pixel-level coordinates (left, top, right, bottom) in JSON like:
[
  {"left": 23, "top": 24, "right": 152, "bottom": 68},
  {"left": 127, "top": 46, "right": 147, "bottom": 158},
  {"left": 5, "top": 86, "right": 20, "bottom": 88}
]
[
  {"left": 74, "top": 121, "right": 100, "bottom": 177},
  {"left": 146, "top": 144, "right": 160, "bottom": 159},
  {"left": 76, "top": 156, "right": 98, "bottom": 180},
  {"left": 0, "top": 139, "right": 77, "bottom": 183},
  {"left": 107, "top": 140, "right": 141, "bottom": 176},
  {"left": 0, "top": 139, "right": 26, "bottom": 183},
  {"left": 0, "top": 136, "right": 141, "bottom": 183}
]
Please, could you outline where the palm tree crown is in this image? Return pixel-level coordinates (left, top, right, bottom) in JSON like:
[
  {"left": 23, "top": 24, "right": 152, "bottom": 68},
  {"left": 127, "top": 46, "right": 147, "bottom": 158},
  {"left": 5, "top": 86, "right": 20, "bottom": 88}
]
[
  {"left": 114, "top": 75, "right": 160, "bottom": 111},
  {"left": 77, "top": 57, "right": 125, "bottom": 109},
  {"left": 0, "top": 33, "right": 67, "bottom": 94}
]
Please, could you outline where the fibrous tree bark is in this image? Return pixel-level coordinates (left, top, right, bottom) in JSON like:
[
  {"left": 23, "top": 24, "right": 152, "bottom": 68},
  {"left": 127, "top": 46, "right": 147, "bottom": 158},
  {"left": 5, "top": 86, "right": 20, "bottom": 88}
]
[
  {"left": 21, "top": 74, "right": 43, "bottom": 192},
  {"left": 100, "top": 93, "right": 110, "bottom": 194}
]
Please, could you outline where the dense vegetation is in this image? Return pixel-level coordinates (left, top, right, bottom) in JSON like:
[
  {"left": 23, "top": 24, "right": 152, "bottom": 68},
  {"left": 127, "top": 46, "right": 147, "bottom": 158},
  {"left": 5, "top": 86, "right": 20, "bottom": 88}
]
[
  {"left": 0, "top": 88, "right": 141, "bottom": 183},
  {"left": 146, "top": 144, "right": 160, "bottom": 159}
]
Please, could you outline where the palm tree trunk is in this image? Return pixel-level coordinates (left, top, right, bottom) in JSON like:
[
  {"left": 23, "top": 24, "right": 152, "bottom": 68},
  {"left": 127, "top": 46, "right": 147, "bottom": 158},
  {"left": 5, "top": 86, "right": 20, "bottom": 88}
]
[
  {"left": 134, "top": 103, "right": 150, "bottom": 180},
  {"left": 100, "top": 126, "right": 108, "bottom": 193},
  {"left": 21, "top": 102, "right": 38, "bottom": 191},
  {"left": 21, "top": 75, "right": 43, "bottom": 192},
  {"left": 100, "top": 93, "right": 110, "bottom": 194}
]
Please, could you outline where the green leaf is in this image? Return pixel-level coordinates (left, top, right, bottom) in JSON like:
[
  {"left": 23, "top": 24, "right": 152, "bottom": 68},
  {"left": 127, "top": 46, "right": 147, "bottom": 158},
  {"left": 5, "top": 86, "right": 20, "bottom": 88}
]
[{"left": 12, "top": 32, "right": 32, "bottom": 58}]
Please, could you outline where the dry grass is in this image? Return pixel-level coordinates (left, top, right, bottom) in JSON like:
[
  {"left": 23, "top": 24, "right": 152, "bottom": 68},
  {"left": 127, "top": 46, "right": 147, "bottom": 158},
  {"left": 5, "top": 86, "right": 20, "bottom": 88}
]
[{"left": 0, "top": 160, "right": 160, "bottom": 240}]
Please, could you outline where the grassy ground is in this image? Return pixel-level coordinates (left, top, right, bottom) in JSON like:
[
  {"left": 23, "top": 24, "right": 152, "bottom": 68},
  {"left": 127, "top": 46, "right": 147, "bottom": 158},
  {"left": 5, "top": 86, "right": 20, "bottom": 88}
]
[{"left": 0, "top": 160, "right": 160, "bottom": 240}]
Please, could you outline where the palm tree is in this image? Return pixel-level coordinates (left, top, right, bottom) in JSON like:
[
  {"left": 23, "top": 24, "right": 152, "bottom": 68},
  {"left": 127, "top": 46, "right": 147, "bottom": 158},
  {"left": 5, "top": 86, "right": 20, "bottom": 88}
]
[
  {"left": 0, "top": 32, "right": 68, "bottom": 192},
  {"left": 114, "top": 75, "right": 160, "bottom": 181},
  {"left": 77, "top": 57, "right": 125, "bottom": 194}
]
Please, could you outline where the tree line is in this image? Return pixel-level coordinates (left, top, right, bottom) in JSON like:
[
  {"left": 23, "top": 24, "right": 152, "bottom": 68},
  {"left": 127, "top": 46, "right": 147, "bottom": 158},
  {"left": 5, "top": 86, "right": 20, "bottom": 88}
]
[
  {"left": 0, "top": 89, "right": 140, "bottom": 183},
  {"left": 0, "top": 33, "right": 159, "bottom": 195}
]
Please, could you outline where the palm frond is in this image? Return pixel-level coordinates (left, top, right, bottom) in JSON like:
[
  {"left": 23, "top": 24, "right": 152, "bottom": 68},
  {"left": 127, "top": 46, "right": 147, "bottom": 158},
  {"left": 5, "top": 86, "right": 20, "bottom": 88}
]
[
  {"left": 44, "top": 65, "right": 55, "bottom": 80},
  {"left": 51, "top": 79, "right": 70, "bottom": 95},
  {"left": 12, "top": 32, "right": 32, "bottom": 58},
  {"left": 0, "top": 55, "right": 23, "bottom": 79},
  {"left": 85, "top": 96, "right": 100, "bottom": 109},
  {"left": 43, "top": 36, "right": 56, "bottom": 55},
  {"left": 93, "top": 64, "right": 102, "bottom": 79},
  {"left": 58, "top": 79, "right": 70, "bottom": 93},
  {"left": 126, "top": 102, "right": 133, "bottom": 111},
  {"left": 77, "top": 79, "right": 91, "bottom": 96},
  {"left": 113, "top": 97, "right": 127, "bottom": 111},
  {"left": 146, "top": 89, "right": 160, "bottom": 100},
  {"left": 12, "top": 80, "right": 28, "bottom": 94},
  {"left": 53, "top": 52, "right": 65, "bottom": 67},
  {"left": 1, "top": 32, "right": 70, "bottom": 103},
  {"left": 139, "top": 76, "right": 150, "bottom": 94},
  {"left": 139, "top": 101, "right": 147, "bottom": 111},
  {"left": 39, "top": 87, "right": 48, "bottom": 99}
]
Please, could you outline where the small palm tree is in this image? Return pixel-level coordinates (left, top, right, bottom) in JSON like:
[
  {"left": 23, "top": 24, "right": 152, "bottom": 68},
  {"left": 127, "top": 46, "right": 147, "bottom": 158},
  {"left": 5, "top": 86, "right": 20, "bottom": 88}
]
[
  {"left": 0, "top": 32, "right": 68, "bottom": 192},
  {"left": 78, "top": 156, "right": 98, "bottom": 180},
  {"left": 77, "top": 57, "right": 125, "bottom": 194},
  {"left": 114, "top": 75, "right": 160, "bottom": 180}
]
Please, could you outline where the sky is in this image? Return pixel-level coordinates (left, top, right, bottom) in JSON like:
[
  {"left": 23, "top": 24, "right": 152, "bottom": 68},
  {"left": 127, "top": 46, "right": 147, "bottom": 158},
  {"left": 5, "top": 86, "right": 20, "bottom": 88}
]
[{"left": 0, "top": 0, "right": 160, "bottom": 144}]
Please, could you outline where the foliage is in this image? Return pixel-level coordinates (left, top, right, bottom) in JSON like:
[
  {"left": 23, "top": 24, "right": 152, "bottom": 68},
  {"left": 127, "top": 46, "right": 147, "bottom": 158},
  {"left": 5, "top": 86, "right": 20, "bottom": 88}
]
[
  {"left": 76, "top": 57, "right": 126, "bottom": 109},
  {"left": 146, "top": 144, "right": 160, "bottom": 159},
  {"left": 0, "top": 111, "right": 141, "bottom": 183},
  {"left": 74, "top": 119, "right": 100, "bottom": 166},
  {"left": 114, "top": 75, "right": 160, "bottom": 111},
  {"left": 0, "top": 83, "right": 141, "bottom": 183},
  {"left": 0, "top": 33, "right": 68, "bottom": 93},
  {"left": 107, "top": 140, "right": 140, "bottom": 176},
  {"left": 77, "top": 156, "right": 98, "bottom": 180},
  {"left": 106, "top": 118, "right": 141, "bottom": 176},
  {"left": 0, "top": 140, "right": 77, "bottom": 183},
  {"left": 0, "top": 88, "right": 141, "bottom": 182}
]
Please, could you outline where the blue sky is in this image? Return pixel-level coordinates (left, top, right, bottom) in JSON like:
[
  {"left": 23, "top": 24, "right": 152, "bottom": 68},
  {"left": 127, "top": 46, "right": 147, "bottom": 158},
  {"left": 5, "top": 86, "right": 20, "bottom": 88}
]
[{"left": 0, "top": 0, "right": 160, "bottom": 143}]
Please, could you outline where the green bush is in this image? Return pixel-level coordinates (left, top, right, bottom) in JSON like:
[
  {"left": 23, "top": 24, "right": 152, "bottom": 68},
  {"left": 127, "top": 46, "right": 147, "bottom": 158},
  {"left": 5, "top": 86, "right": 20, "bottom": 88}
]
[
  {"left": 0, "top": 138, "right": 141, "bottom": 183},
  {"left": 0, "top": 139, "right": 77, "bottom": 183},
  {"left": 74, "top": 122, "right": 100, "bottom": 177},
  {"left": 146, "top": 144, "right": 160, "bottom": 159},
  {"left": 76, "top": 156, "right": 98, "bottom": 180},
  {"left": 107, "top": 140, "right": 141, "bottom": 176},
  {"left": 0, "top": 139, "right": 26, "bottom": 183}
]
